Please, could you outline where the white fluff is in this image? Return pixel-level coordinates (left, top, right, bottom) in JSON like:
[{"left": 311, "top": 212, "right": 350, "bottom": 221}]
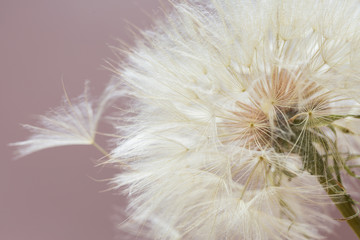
[
  {"left": 11, "top": 81, "right": 119, "bottom": 158},
  {"left": 14, "top": 0, "right": 360, "bottom": 239}
]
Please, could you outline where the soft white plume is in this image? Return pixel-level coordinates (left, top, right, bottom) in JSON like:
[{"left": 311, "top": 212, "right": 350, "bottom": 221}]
[
  {"left": 15, "top": 0, "right": 360, "bottom": 239},
  {"left": 11, "top": 81, "right": 120, "bottom": 158},
  {"left": 108, "top": 0, "right": 360, "bottom": 239}
]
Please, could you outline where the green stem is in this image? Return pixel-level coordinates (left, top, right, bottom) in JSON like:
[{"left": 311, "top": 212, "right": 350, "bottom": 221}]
[
  {"left": 292, "top": 126, "right": 360, "bottom": 238},
  {"left": 318, "top": 170, "right": 360, "bottom": 239}
]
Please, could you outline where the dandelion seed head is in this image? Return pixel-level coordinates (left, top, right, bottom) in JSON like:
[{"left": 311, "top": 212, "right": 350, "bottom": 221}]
[
  {"left": 109, "top": 1, "right": 360, "bottom": 239},
  {"left": 14, "top": 0, "right": 360, "bottom": 239}
]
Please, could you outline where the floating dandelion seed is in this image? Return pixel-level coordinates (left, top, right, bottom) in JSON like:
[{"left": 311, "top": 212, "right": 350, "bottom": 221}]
[{"left": 13, "top": 0, "right": 360, "bottom": 239}]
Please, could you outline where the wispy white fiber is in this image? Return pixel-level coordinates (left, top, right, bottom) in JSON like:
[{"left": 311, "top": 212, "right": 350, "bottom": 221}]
[{"left": 11, "top": 81, "right": 118, "bottom": 158}]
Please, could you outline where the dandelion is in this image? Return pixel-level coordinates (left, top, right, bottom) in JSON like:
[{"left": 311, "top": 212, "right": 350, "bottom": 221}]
[
  {"left": 13, "top": 0, "right": 360, "bottom": 239},
  {"left": 11, "top": 80, "right": 120, "bottom": 158}
]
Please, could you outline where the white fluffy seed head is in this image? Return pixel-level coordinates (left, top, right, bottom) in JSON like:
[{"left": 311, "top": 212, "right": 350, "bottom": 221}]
[
  {"left": 14, "top": 0, "right": 360, "bottom": 239},
  {"left": 108, "top": 0, "right": 360, "bottom": 239}
]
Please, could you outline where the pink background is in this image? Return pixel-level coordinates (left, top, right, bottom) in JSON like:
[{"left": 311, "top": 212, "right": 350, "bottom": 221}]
[{"left": 0, "top": 0, "right": 358, "bottom": 239}]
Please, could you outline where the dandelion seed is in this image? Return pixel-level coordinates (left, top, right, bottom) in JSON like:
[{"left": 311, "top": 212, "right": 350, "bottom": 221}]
[{"left": 11, "top": 80, "right": 119, "bottom": 158}]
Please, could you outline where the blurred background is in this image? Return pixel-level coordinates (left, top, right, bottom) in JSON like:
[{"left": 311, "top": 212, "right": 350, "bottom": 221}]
[
  {"left": 0, "top": 0, "right": 358, "bottom": 239},
  {"left": 1, "top": 1, "right": 164, "bottom": 239}
]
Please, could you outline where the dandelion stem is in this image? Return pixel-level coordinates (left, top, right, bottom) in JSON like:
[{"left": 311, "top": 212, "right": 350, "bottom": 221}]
[
  {"left": 318, "top": 169, "right": 360, "bottom": 239},
  {"left": 291, "top": 124, "right": 360, "bottom": 238}
]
